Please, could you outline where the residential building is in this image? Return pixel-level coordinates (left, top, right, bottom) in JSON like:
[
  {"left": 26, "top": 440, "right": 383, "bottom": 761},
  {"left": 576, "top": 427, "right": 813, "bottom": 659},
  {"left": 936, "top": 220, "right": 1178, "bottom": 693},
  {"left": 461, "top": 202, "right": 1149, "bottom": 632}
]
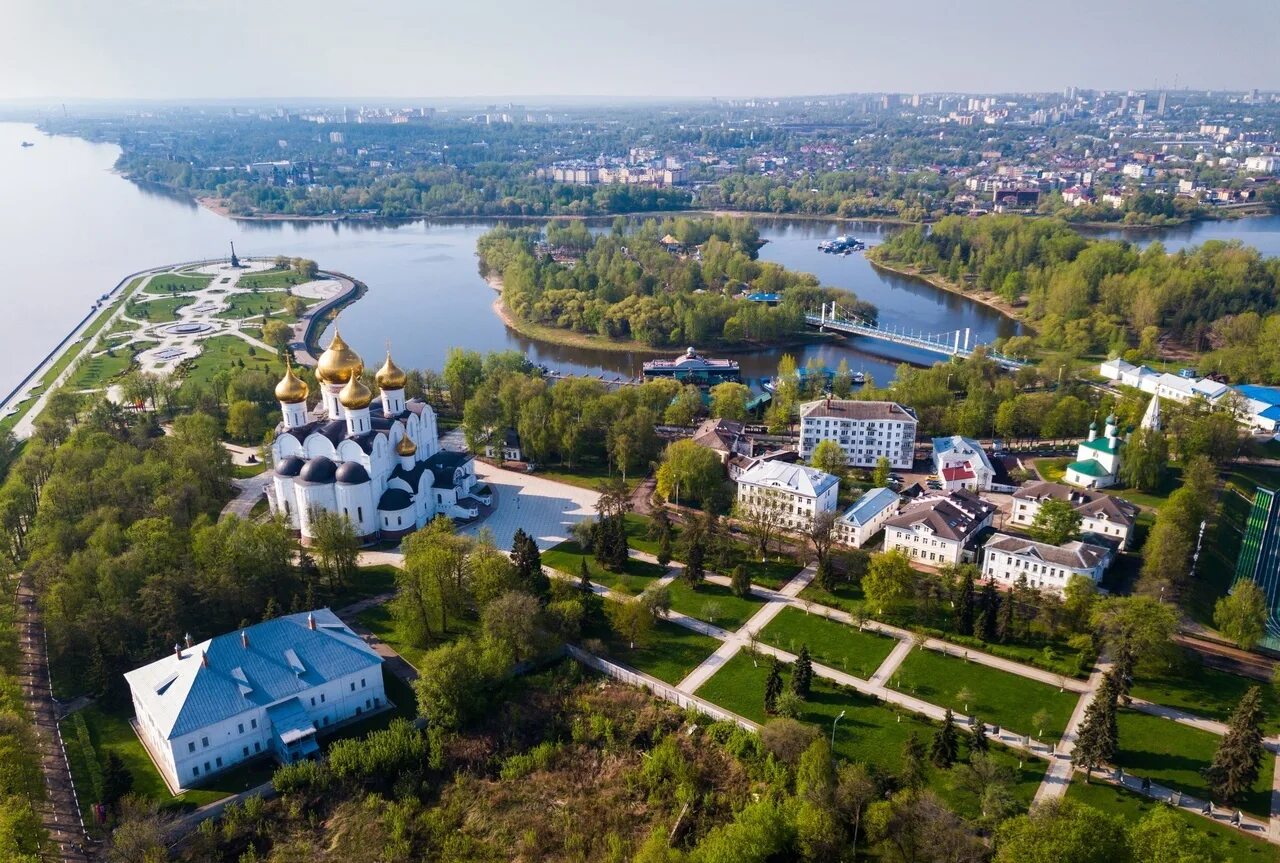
[
  {"left": 1010, "top": 481, "right": 1139, "bottom": 549},
  {"left": 981, "top": 533, "right": 1112, "bottom": 592},
  {"left": 882, "top": 490, "right": 996, "bottom": 566},
  {"left": 690, "top": 418, "right": 752, "bottom": 463},
  {"left": 932, "top": 436, "right": 995, "bottom": 491},
  {"left": 835, "top": 487, "right": 900, "bottom": 547},
  {"left": 736, "top": 460, "right": 839, "bottom": 532},
  {"left": 798, "top": 399, "right": 917, "bottom": 469},
  {"left": 483, "top": 428, "right": 523, "bottom": 463},
  {"left": 125, "top": 610, "right": 385, "bottom": 793}
]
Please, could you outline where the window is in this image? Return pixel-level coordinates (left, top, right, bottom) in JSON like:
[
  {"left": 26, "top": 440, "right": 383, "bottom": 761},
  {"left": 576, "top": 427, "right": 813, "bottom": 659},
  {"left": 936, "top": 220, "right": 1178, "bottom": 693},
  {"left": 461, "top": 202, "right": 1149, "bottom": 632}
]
[
  {"left": 351, "top": 682, "right": 356, "bottom": 692},
  {"left": 188, "top": 742, "right": 196, "bottom": 753},
  {"left": 243, "top": 746, "right": 249, "bottom": 757},
  {"left": 193, "top": 766, "right": 200, "bottom": 777},
  {"left": 201, "top": 736, "right": 209, "bottom": 748},
  {"left": 251, "top": 718, "right": 257, "bottom": 729},
  {"left": 321, "top": 694, "right": 325, "bottom": 703},
  {"left": 238, "top": 723, "right": 244, "bottom": 734},
  {"left": 204, "top": 761, "right": 211, "bottom": 772},
  {"left": 365, "top": 699, "right": 371, "bottom": 709},
  {"left": 254, "top": 742, "right": 261, "bottom": 753},
  {"left": 361, "top": 678, "right": 366, "bottom": 688},
  {"left": 310, "top": 697, "right": 315, "bottom": 706},
  {"left": 216, "top": 757, "right": 223, "bottom": 768}
]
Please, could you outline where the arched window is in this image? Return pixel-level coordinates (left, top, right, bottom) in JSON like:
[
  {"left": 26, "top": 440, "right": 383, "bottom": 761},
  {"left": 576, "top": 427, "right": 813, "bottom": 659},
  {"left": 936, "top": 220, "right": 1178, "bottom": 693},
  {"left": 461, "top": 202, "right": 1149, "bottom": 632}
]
[{"left": 357, "top": 506, "right": 363, "bottom": 521}]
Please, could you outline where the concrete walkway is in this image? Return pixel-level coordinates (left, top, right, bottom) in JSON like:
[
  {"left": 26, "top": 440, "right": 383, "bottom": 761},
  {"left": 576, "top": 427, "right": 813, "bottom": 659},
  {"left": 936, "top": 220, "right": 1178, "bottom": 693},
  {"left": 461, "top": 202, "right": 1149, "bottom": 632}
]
[
  {"left": 1035, "top": 659, "right": 1109, "bottom": 805},
  {"left": 220, "top": 477, "right": 268, "bottom": 520}
]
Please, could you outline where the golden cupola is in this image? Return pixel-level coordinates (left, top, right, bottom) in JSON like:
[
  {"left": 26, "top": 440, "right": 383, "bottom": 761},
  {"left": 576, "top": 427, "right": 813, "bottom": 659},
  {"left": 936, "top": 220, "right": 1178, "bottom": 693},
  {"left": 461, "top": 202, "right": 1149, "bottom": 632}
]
[
  {"left": 376, "top": 351, "right": 407, "bottom": 390},
  {"left": 338, "top": 363, "right": 373, "bottom": 410},
  {"left": 274, "top": 361, "right": 309, "bottom": 404},
  {"left": 316, "top": 330, "right": 363, "bottom": 384},
  {"left": 395, "top": 435, "right": 417, "bottom": 457}
]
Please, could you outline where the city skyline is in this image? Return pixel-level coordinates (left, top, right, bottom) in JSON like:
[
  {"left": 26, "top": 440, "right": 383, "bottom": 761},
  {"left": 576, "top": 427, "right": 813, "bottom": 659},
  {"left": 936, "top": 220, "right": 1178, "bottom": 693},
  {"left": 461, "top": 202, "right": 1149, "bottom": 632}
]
[{"left": 3, "top": 0, "right": 1278, "bottom": 101}]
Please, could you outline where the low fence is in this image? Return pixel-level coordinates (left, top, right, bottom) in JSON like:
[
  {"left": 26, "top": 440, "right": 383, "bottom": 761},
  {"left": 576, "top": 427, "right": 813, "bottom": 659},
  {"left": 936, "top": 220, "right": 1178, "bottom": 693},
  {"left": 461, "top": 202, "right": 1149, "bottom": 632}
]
[{"left": 565, "top": 645, "right": 759, "bottom": 732}]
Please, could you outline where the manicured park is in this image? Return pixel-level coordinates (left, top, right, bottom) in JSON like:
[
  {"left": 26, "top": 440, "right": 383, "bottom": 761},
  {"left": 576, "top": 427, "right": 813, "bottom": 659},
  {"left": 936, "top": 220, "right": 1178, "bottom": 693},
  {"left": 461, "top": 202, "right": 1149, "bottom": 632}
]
[
  {"left": 890, "top": 646, "right": 1079, "bottom": 742},
  {"left": 594, "top": 614, "right": 722, "bottom": 685},
  {"left": 543, "top": 540, "right": 668, "bottom": 595},
  {"left": 1130, "top": 651, "right": 1280, "bottom": 737},
  {"left": 666, "top": 578, "right": 766, "bottom": 630},
  {"left": 758, "top": 606, "right": 897, "bottom": 680}
]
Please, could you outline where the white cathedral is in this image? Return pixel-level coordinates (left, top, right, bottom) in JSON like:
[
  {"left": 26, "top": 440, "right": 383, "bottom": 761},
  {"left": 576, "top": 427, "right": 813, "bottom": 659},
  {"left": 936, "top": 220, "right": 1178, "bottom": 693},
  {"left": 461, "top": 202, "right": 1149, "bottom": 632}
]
[{"left": 268, "top": 332, "right": 489, "bottom": 545}]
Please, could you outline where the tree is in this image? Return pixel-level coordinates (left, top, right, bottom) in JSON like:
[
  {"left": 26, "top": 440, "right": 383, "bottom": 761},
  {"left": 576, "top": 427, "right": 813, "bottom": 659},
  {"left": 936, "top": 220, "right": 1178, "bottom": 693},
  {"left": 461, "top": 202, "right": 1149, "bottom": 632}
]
[
  {"left": 101, "top": 751, "right": 133, "bottom": 813},
  {"left": 682, "top": 528, "right": 706, "bottom": 585},
  {"left": 1214, "top": 581, "right": 1268, "bottom": 650},
  {"left": 994, "top": 798, "right": 1128, "bottom": 863},
  {"left": 640, "top": 583, "right": 672, "bottom": 619},
  {"left": 1029, "top": 498, "right": 1082, "bottom": 545},
  {"left": 734, "top": 485, "right": 788, "bottom": 558},
  {"left": 930, "top": 709, "right": 960, "bottom": 767},
  {"left": 262, "top": 318, "right": 293, "bottom": 350},
  {"left": 810, "top": 439, "right": 847, "bottom": 479},
  {"left": 663, "top": 384, "right": 704, "bottom": 426},
  {"left": 655, "top": 439, "right": 724, "bottom": 506},
  {"left": 510, "top": 528, "right": 549, "bottom": 601},
  {"left": 1128, "top": 805, "right": 1219, "bottom": 863},
  {"left": 872, "top": 456, "right": 892, "bottom": 488},
  {"left": 413, "top": 637, "right": 509, "bottom": 729},
  {"left": 978, "top": 580, "right": 1000, "bottom": 643},
  {"left": 1120, "top": 427, "right": 1169, "bottom": 492},
  {"left": 764, "top": 656, "right": 784, "bottom": 714},
  {"left": 899, "top": 732, "right": 927, "bottom": 790},
  {"left": 606, "top": 598, "right": 654, "bottom": 649},
  {"left": 481, "top": 591, "right": 544, "bottom": 662},
  {"left": 805, "top": 510, "right": 838, "bottom": 570},
  {"left": 656, "top": 529, "right": 672, "bottom": 568},
  {"left": 1072, "top": 670, "right": 1119, "bottom": 777},
  {"left": 956, "top": 569, "right": 976, "bottom": 636},
  {"left": 1205, "top": 686, "right": 1265, "bottom": 805},
  {"left": 308, "top": 508, "right": 359, "bottom": 593},
  {"left": 867, "top": 790, "right": 986, "bottom": 863},
  {"left": 760, "top": 717, "right": 820, "bottom": 765},
  {"left": 835, "top": 763, "right": 877, "bottom": 860},
  {"left": 832, "top": 360, "right": 854, "bottom": 398},
  {"left": 442, "top": 347, "right": 484, "bottom": 410},
  {"left": 225, "top": 399, "right": 266, "bottom": 442},
  {"left": 792, "top": 645, "right": 814, "bottom": 698},
  {"left": 578, "top": 557, "right": 592, "bottom": 592},
  {"left": 862, "top": 550, "right": 915, "bottom": 613},
  {"left": 969, "top": 715, "right": 989, "bottom": 756},
  {"left": 709, "top": 381, "right": 751, "bottom": 421},
  {"left": 1090, "top": 595, "right": 1178, "bottom": 672},
  {"left": 730, "top": 564, "right": 751, "bottom": 598}
]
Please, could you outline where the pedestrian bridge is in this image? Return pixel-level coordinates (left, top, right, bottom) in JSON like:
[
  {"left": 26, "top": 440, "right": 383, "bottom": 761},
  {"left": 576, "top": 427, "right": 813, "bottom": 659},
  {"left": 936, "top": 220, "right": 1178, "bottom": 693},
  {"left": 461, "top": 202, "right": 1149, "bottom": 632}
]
[{"left": 805, "top": 302, "right": 1027, "bottom": 370}]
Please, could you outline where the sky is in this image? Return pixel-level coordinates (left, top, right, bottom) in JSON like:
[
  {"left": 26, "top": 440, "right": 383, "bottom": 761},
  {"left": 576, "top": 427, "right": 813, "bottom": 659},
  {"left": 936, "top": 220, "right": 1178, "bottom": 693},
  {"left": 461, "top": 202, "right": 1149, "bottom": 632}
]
[{"left": 2, "top": 0, "right": 1277, "bottom": 102}]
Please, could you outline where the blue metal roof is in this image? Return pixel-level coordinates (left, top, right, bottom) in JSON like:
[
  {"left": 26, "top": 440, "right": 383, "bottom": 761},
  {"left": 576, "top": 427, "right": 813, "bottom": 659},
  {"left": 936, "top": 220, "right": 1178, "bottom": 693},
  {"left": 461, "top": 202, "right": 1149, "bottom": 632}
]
[
  {"left": 841, "top": 487, "right": 900, "bottom": 527},
  {"left": 1238, "top": 385, "right": 1280, "bottom": 406},
  {"left": 124, "top": 609, "right": 382, "bottom": 740}
]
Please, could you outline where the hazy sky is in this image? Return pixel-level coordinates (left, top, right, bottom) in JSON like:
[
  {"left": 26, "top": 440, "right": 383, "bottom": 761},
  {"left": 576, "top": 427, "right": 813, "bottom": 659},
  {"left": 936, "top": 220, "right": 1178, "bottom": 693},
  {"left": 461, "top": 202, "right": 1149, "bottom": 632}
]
[{"left": 2, "top": 0, "right": 1276, "bottom": 101}]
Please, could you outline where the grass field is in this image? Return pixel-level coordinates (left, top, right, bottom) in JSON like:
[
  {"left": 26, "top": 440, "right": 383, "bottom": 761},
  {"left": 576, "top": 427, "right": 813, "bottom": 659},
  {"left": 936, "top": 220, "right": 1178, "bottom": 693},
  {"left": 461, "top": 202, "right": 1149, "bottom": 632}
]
[
  {"left": 326, "top": 564, "right": 399, "bottom": 609},
  {"left": 183, "top": 335, "right": 282, "bottom": 387},
  {"left": 66, "top": 345, "right": 138, "bottom": 391},
  {"left": 354, "top": 602, "right": 476, "bottom": 671},
  {"left": 216, "top": 292, "right": 314, "bottom": 322},
  {"left": 1130, "top": 649, "right": 1280, "bottom": 737},
  {"left": 890, "top": 647, "right": 1079, "bottom": 741},
  {"left": 623, "top": 513, "right": 803, "bottom": 588},
  {"left": 543, "top": 541, "right": 667, "bottom": 595},
  {"left": 758, "top": 606, "right": 898, "bottom": 680},
  {"left": 695, "top": 652, "right": 1045, "bottom": 818},
  {"left": 143, "top": 273, "right": 213, "bottom": 295},
  {"left": 130, "top": 294, "right": 195, "bottom": 323},
  {"left": 237, "top": 268, "right": 307, "bottom": 291},
  {"left": 666, "top": 578, "right": 766, "bottom": 630},
  {"left": 1113, "top": 709, "right": 1275, "bottom": 818},
  {"left": 591, "top": 613, "right": 721, "bottom": 685},
  {"left": 531, "top": 456, "right": 638, "bottom": 492},
  {"left": 231, "top": 461, "right": 270, "bottom": 479},
  {"left": 1067, "top": 779, "right": 1280, "bottom": 863}
]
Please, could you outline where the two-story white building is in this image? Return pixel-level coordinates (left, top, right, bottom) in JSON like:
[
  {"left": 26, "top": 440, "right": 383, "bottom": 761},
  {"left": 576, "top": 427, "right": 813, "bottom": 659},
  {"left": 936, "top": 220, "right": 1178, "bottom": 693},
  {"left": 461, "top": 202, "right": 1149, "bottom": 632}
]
[
  {"left": 882, "top": 490, "right": 996, "bottom": 566},
  {"left": 932, "top": 436, "right": 996, "bottom": 492},
  {"left": 1010, "top": 481, "right": 1139, "bottom": 550},
  {"left": 124, "top": 609, "right": 386, "bottom": 793},
  {"left": 981, "top": 533, "right": 1112, "bottom": 593},
  {"left": 736, "top": 460, "right": 839, "bottom": 532},
  {"left": 798, "top": 400, "right": 917, "bottom": 470},
  {"left": 835, "top": 487, "right": 900, "bottom": 547}
]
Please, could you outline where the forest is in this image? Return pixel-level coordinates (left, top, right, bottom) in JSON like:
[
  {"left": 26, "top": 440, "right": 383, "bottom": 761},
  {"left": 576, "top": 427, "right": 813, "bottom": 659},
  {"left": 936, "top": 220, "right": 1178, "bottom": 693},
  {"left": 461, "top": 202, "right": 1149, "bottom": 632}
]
[
  {"left": 477, "top": 217, "right": 875, "bottom": 348},
  {"left": 870, "top": 216, "right": 1280, "bottom": 376}
]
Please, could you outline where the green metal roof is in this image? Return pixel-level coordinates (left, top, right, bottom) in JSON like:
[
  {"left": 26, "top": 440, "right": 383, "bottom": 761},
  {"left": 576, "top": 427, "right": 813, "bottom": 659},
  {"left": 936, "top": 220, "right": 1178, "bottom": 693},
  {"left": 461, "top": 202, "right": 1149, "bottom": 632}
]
[
  {"left": 1067, "top": 459, "right": 1111, "bottom": 478},
  {"left": 1079, "top": 437, "right": 1118, "bottom": 454}
]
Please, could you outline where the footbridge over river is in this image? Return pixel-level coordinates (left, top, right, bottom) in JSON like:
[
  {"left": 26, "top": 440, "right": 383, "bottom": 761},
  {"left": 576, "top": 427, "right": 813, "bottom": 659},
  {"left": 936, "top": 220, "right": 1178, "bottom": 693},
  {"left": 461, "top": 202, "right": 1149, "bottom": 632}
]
[{"left": 805, "top": 302, "right": 1028, "bottom": 370}]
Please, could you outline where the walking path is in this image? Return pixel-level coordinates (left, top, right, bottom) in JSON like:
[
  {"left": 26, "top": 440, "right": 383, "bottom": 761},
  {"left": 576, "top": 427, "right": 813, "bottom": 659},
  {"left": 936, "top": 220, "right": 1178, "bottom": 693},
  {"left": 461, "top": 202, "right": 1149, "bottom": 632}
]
[
  {"left": 1035, "top": 659, "right": 1109, "bottom": 805},
  {"left": 220, "top": 477, "right": 268, "bottom": 520},
  {"left": 16, "top": 575, "right": 92, "bottom": 862}
]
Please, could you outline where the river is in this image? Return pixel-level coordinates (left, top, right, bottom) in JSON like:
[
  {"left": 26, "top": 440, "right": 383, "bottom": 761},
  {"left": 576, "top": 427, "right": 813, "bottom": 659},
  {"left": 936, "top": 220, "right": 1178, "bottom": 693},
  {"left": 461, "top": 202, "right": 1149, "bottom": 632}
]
[{"left": 4, "top": 119, "right": 1280, "bottom": 398}]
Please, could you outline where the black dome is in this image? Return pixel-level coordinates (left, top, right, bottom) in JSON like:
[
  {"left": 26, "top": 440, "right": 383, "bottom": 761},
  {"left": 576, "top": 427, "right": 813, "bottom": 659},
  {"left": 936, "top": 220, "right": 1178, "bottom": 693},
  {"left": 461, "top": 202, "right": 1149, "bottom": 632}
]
[
  {"left": 299, "top": 456, "right": 337, "bottom": 484},
  {"left": 335, "top": 461, "right": 370, "bottom": 485},
  {"left": 378, "top": 488, "right": 413, "bottom": 511},
  {"left": 276, "top": 455, "right": 305, "bottom": 477}
]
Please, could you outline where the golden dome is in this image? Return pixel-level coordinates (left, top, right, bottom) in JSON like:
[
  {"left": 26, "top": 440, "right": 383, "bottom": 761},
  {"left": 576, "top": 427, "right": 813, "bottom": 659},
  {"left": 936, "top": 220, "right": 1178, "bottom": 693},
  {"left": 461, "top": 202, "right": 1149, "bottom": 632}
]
[
  {"left": 395, "top": 435, "right": 417, "bottom": 456},
  {"left": 274, "top": 361, "right": 309, "bottom": 404},
  {"left": 316, "top": 330, "right": 362, "bottom": 384},
  {"left": 376, "top": 351, "right": 407, "bottom": 390},
  {"left": 338, "top": 363, "right": 373, "bottom": 410}
]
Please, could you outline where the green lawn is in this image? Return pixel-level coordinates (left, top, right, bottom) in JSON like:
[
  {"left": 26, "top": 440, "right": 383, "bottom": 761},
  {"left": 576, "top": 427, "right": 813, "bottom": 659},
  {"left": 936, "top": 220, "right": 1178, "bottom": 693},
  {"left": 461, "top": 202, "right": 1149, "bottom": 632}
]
[
  {"left": 1113, "top": 710, "right": 1276, "bottom": 817},
  {"left": 666, "top": 578, "right": 766, "bottom": 631},
  {"left": 143, "top": 273, "right": 213, "bottom": 295},
  {"left": 758, "top": 606, "right": 897, "bottom": 680},
  {"left": 67, "top": 346, "right": 136, "bottom": 390},
  {"left": 216, "top": 292, "right": 314, "bottom": 322},
  {"left": 624, "top": 513, "right": 803, "bottom": 589},
  {"left": 354, "top": 603, "right": 476, "bottom": 671},
  {"left": 236, "top": 267, "right": 308, "bottom": 291},
  {"left": 543, "top": 541, "right": 667, "bottom": 595},
  {"left": 61, "top": 705, "right": 274, "bottom": 818},
  {"left": 130, "top": 294, "right": 194, "bottom": 323},
  {"left": 591, "top": 613, "right": 722, "bottom": 685},
  {"left": 182, "top": 335, "right": 282, "bottom": 387},
  {"left": 1130, "top": 650, "right": 1280, "bottom": 737},
  {"left": 231, "top": 460, "right": 270, "bottom": 479},
  {"left": 890, "top": 647, "right": 1079, "bottom": 741},
  {"left": 695, "top": 652, "right": 1044, "bottom": 817},
  {"left": 326, "top": 564, "right": 400, "bottom": 610},
  {"left": 1037, "top": 457, "right": 1069, "bottom": 484},
  {"left": 1067, "top": 778, "right": 1279, "bottom": 863},
  {"left": 532, "top": 457, "right": 638, "bottom": 492}
]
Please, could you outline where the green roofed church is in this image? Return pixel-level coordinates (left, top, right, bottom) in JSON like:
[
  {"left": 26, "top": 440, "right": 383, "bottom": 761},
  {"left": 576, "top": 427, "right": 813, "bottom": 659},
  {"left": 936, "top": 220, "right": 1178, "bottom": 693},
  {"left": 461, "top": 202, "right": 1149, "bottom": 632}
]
[{"left": 1065, "top": 414, "right": 1125, "bottom": 489}]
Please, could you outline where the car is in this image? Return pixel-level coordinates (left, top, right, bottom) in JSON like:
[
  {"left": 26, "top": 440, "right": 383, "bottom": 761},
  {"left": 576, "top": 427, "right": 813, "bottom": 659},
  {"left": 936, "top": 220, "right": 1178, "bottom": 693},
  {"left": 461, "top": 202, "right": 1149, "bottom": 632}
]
[
  {"left": 926, "top": 480, "right": 943, "bottom": 489},
  {"left": 888, "top": 473, "right": 904, "bottom": 482}
]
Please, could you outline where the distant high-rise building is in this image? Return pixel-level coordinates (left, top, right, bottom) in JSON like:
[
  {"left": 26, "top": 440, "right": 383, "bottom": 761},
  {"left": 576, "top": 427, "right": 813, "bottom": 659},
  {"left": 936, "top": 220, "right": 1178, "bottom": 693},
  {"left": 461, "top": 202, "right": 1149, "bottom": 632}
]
[{"left": 1156, "top": 91, "right": 1167, "bottom": 115}]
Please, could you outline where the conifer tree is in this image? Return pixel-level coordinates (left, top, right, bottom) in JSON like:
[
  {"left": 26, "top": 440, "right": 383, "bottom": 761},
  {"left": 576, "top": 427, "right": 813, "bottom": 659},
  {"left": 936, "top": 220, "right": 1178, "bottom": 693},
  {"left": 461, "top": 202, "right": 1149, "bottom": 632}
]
[
  {"left": 764, "top": 657, "right": 784, "bottom": 714},
  {"left": 684, "top": 530, "right": 706, "bottom": 586},
  {"left": 930, "top": 709, "right": 960, "bottom": 768},
  {"left": 1072, "top": 670, "right": 1119, "bottom": 778},
  {"left": 957, "top": 570, "right": 976, "bottom": 636},
  {"left": 1113, "top": 639, "right": 1135, "bottom": 707},
  {"left": 1205, "top": 686, "right": 1265, "bottom": 805},
  {"left": 978, "top": 581, "right": 999, "bottom": 642},
  {"left": 578, "top": 557, "right": 592, "bottom": 593},
  {"left": 657, "top": 529, "right": 672, "bottom": 568},
  {"left": 512, "top": 528, "right": 549, "bottom": 600},
  {"left": 730, "top": 564, "right": 751, "bottom": 598},
  {"left": 969, "top": 715, "right": 989, "bottom": 757},
  {"left": 996, "top": 587, "right": 1015, "bottom": 642},
  {"left": 900, "top": 732, "right": 927, "bottom": 790},
  {"left": 792, "top": 645, "right": 814, "bottom": 698}
]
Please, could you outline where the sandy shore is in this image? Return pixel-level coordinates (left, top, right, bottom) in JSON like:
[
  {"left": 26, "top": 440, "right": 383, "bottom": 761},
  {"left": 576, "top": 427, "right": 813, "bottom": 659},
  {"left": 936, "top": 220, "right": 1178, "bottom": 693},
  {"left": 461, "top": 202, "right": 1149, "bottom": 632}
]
[{"left": 866, "top": 256, "right": 1032, "bottom": 330}]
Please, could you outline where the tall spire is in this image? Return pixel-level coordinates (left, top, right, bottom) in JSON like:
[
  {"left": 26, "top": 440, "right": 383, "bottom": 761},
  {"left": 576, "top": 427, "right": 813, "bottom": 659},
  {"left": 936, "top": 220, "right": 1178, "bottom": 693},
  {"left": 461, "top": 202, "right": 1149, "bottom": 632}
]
[{"left": 1140, "top": 396, "right": 1162, "bottom": 432}]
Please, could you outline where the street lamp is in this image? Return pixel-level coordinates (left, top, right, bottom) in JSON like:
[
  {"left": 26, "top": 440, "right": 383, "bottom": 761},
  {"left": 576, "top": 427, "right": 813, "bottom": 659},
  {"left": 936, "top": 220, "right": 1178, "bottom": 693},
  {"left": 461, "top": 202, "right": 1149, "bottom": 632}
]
[{"left": 831, "top": 709, "right": 846, "bottom": 753}]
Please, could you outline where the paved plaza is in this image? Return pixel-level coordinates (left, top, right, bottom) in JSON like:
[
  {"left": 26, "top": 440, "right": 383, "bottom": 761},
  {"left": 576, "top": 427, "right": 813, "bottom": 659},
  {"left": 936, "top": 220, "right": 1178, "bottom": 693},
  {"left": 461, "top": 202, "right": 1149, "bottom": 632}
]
[{"left": 463, "top": 461, "right": 600, "bottom": 550}]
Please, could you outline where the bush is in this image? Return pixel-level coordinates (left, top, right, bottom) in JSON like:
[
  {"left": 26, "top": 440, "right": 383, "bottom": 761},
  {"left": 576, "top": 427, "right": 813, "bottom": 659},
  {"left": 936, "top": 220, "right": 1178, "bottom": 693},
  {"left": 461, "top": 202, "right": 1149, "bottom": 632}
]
[
  {"left": 328, "top": 719, "right": 429, "bottom": 787},
  {"left": 499, "top": 740, "right": 561, "bottom": 780},
  {"left": 272, "top": 758, "right": 330, "bottom": 795}
]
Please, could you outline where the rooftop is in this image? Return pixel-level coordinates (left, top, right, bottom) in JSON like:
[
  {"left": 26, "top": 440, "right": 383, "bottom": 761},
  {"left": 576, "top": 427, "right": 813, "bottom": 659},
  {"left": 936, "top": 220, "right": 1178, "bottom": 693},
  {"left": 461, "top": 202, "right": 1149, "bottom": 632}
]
[
  {"left": 800, "top": 399, "right": 917, "bottom": 423},
  {"left": 885, "top": 490, "right": 995, "bottom": 543},
  {"left": 984, "top": 532, "right": 1111, "bottom": 569},
  {"left": 738, "top": 459, "right": 839, "bottom": 499},
  {"left": 840, "top": 487, "right": 900, "bottom": 527}
]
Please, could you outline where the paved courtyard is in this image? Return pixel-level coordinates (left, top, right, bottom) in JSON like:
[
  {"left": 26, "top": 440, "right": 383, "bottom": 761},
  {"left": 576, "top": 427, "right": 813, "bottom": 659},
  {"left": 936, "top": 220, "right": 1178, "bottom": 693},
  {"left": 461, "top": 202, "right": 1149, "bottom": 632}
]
[{"left": 463, "top": 462, "right": 600, "bottom": 550}]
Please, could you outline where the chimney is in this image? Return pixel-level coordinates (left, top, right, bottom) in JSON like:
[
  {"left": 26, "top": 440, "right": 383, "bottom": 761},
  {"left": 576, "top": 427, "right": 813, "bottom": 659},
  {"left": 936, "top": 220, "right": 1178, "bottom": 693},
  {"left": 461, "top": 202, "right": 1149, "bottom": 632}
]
[
  {"left": 307, "top": 612, "right": 316, "bottom": 631},
  {"left": 241, "top": 630, "right": 249, "bottom": 649},
  {"left": 184, "top": 632, "right": 192, "bottom": 648},
  {"left": 201, "top": 651, "right": 209, "bottom": 668},
  {"left": 174, "top": 643, "right": 182, "bottom": 660}
]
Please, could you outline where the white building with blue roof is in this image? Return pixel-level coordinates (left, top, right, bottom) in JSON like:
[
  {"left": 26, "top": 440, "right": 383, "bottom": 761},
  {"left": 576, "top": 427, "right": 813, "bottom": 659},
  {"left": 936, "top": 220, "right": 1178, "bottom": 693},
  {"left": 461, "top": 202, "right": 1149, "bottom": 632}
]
[
  {"left": 835, "top": 487, "right": 900, "bottom": 547},
  {"left": 124, "top": 609, "right": 385, "bottom": 792},
  {"left": 1236, "top": 385, "right": 1280, "bottom": 433}
]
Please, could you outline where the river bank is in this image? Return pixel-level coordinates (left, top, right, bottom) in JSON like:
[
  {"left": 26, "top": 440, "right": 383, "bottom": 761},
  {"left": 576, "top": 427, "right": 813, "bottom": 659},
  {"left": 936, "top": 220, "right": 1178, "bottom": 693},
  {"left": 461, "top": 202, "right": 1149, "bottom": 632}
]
[{"left": 865, "top": 255, "right": 1033, "bottom": 332}]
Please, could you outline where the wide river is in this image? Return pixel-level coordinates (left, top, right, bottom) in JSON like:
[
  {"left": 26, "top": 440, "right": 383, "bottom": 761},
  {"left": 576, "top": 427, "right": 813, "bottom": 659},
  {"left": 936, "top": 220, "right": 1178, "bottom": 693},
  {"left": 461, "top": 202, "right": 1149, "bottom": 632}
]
[{"left": 3, "top": 119, "right": 1280, "bottom": 397}]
